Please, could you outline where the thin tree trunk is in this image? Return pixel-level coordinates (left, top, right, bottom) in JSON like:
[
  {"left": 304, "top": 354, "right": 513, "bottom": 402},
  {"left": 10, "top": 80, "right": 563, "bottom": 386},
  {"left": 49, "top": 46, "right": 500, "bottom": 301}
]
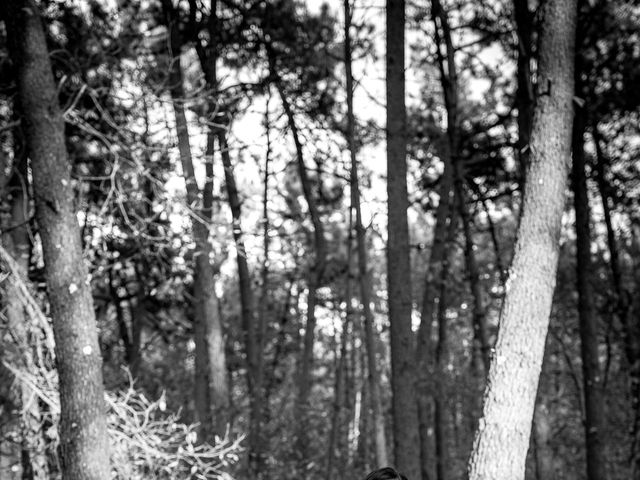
[
  {"left": 572, "top": 113, "right": 608, "bottom": 480},
  {"left": 593, "top": 128, "right": 640, "bottom": 476},
  {"left": 467, "top": 0, "right": 578, "bottom": 478},
  {"left": 269, "top": 60, "right": 327, "bottom": 463},
  {"left": 344, "top": 0, "right": 389, "bottom": 468},
  {"left": 0, "top": 151, "right": 48, "bottom": 480},
  {"left": 513, "top": 0, "right": 534, "bottom": 182},
  {"left": 162, "top": 0, "right": 229, "bottom": 439},
  {"left": 532, "top": 403, "right": 554, "bottom": 480},
  {"left": 386, "top": 0, "right": 421, "bottom": 477},
  {"left": 4, "top": 1, "right": 112, "bottom": 478},
  {"left": 327, "top": 212, "right": 353, "bottom": 479}
]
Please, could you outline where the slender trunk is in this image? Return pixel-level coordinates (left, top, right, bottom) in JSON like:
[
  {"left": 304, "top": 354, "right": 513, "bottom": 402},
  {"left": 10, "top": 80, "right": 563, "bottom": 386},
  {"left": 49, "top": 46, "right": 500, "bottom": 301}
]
[
  {"left": 270, "top": 64, "right": 327, "bottom": 463},
  {"left": 327, "top": 218, "right": 353, "bottom": 478},
  {"left": 572, "top": 113, "right": 608, "bottom": 480},
  {"left": 433, "top": 210, "right": 455, "bottom": 480},
  {"left": 467, "top": 1, "right": 577, "bottom": 478},
  {"left": 513, "top": 0, "right": 534, "bottom": 182},
  {"left": 344, "top": 0, "right": 388, "bottom": 467},
  {"left": 386, "top": 1, "right": 421, "bottom": 477},
  {"left": 4, "top": 2, "right": 112, "bottom": 477},
  {"left": 532, "top": 403, "right": 555, "bottom": 480},
  {"left": 163, "top": 0, "right": 229, "bottom": 439},
  {"left": 594, "top": 128, "right": 640, "bottom": 476},
  {"left": 454, "top": 175, "right": 491, "bottom": 375},
  {"left": 1, "top": 152, "right": 48, "bottom": 480}
]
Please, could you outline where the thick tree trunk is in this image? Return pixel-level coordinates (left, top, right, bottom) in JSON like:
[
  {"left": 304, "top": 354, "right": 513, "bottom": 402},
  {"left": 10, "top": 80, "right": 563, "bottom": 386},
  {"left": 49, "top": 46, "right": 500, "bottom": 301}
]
[
  {"left": 467, "top": 0, "right": 577, "bottom": 478},
  {"left": 163, "top": 0, "right": 229, "bottom": 439},
  {"left": 4, "top": 2, "right": 112, "bottom": 478},
  {"left": 344, "top": 0, "right": 389, "bottom": 468},
  {"left": 386, "top": 0, "right": 421, "bottom": 477},
  {"left": 572, "top": 114, "right": 608, "bottom": 480}
]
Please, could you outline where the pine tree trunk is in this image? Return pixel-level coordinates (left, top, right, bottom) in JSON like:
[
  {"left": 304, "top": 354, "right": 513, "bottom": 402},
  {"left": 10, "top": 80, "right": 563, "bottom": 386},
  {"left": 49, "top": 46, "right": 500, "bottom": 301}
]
[
  {"left": 163, "top": 0, "right": 229, "bottom": 439},
  {"left": 4, "top": 2, "right": 112, "bottom": 478},
  {"left": 513, "top": 0, "right": 534, "bottom": 181},
  {"left": 467, "top": 0, "right": 577, "bottom": 478},
  {"left": 386, "top": 0, "right": 421, "bottom": 477},
  {"left": 572, "top": 114, "right": 608, "bottom": 480},
  {"left": 345, "top": 0, "right": 389, "bottom": 468}
]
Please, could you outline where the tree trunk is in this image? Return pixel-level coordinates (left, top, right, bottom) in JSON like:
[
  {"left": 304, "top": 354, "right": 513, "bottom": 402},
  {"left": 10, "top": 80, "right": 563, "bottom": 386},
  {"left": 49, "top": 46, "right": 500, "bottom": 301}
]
[
  {"left": 594, "top": 128, "right": 640, "bottom": 477},
  {"left": 513, "top": 0, "right": 534, "bottom": 181},
  {"left": 467, "top": 0, "right": 577, "bottom": 478},
  {"left": 270, "top": 62, "right": 327, "bottom": 464},
  {"left": 572, "top": 114, "right": 608, "bottom": 480},
  {"left": 163, "top": 0, "right": 229, "bottom": 439},
  {"left": 327, "top": 217, "right": 353, "bottom": 479},
  {"left": 0, "top": 150, "right": 48, "bottom": 479},
  {"left": 344, "top": 0, "right": 389, "bottom": 468},
  {"left": 386, "top": 0, "right": 421, "bottom": 477},
  {"left": 532, "top": 403, "right": 555, "bottom": 480},
  {"left": 4, "top": 1, "right": 112, "bottom": 478}
]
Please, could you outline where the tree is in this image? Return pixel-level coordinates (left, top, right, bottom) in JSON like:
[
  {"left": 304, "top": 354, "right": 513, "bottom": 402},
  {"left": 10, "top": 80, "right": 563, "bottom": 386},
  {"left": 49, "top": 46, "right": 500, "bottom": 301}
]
[
  {"left": 3, "top": 1, "right": 112, "bottom": 478},
  {"left": 386, "top": 0, "right": 421, "bottom": 478},
  {"left": 467, "top": 0, "right": 578, "bottom": 478},
  {"left": 161, "top": 0, "right": 230, "bottom": 440}
]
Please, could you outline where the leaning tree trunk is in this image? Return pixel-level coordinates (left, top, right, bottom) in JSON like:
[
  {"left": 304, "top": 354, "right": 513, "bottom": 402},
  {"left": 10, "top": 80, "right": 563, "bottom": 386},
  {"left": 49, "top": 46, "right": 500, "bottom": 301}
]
[
  {"left": 467, "top": 0, "right": 577, "bottom": 478},
  {"left": 572, "top": 112, "right": 608, "bottom": 480},
  {"left": 4, "top": 1, "right": 112, "bottom": 478},
  {"left": 163, "top": 0, "right": 229, "bottom": 440},
  {"left": 386, "top": 0, "right": 421, "bottom": 477}
]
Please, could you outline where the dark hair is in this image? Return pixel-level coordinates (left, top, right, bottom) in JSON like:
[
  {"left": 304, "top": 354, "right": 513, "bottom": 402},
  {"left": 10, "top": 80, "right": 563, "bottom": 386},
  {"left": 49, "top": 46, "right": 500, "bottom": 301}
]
[{"left": 364, "top": 467, "right": 408, "bottom": 480}]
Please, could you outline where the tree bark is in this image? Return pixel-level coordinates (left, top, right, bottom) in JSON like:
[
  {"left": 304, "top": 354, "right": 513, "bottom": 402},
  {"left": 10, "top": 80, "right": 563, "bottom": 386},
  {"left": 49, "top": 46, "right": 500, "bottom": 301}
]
[
  {"left": 4, "top": 1, "right": 112, "bottom": 478},
  {"left": 572, "top": 113, "right": 608, "bottom": 480},
  {"left": 467, "top": 0, "right": 577, "bottom": 478},
  {"left": 162, "top": 0, "right": 229, "bottom": 440},
  {"left": 386, "top": 0, "right": 421, "bottom": 477},
  {"left": 345, "top": 0, "right": 389, "bottom": 468}
]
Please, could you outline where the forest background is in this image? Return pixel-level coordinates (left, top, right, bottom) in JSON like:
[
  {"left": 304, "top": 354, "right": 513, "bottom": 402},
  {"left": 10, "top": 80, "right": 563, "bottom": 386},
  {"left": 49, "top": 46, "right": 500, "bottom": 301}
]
[{"left": 0, "top": 0, "right": 639, "bottom": 479}]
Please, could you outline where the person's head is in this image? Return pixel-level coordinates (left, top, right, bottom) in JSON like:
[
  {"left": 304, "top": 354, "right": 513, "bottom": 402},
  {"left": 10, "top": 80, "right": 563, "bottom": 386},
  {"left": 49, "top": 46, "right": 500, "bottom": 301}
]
[{"left": 364, "top": 467, "right": 408, "bottom": 480}]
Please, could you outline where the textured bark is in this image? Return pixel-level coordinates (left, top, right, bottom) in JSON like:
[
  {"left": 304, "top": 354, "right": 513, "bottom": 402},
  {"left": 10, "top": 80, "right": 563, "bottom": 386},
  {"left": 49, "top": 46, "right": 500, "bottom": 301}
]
[
  {"left": 4, "top": 1, "right": 112, "bottom": 478},
  {"left": 345, "top": 0, "right": 389, "bottom": 468},
  {"left": 386, "top": 0, "right": 421, "bottom": 477},
  {"left": 467, "top": 0, "right": 577, "bottom": 478},
  {"left": 163, "top": 0, "right": 229, "bottom": 439},
  {"left": 572, "top": 114, "right": 608, "bottom": 480}
]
